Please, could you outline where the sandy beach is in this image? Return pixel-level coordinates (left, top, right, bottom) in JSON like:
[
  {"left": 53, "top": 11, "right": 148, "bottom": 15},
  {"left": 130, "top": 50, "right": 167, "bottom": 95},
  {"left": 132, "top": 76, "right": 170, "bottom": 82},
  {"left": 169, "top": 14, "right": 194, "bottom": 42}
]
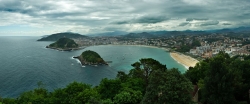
[{"left": 170, "top": 52, "right": 199, "bottom": 69}]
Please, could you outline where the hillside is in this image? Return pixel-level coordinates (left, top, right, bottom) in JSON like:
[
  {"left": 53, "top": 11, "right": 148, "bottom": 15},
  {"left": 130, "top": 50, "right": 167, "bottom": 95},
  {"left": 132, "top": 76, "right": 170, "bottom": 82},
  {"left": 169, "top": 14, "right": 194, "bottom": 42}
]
[
  {"left": 47, "top": 38, "right": 79, "bottom": 51},
  {"left": 122, "top": 32, "right": 156, "bottom": 38},
  {"left": 74, "top": 50, "right": 107, "bottom": 65},
  {"left": 38, "top": 32, "right": 88, "bottom": 41}
]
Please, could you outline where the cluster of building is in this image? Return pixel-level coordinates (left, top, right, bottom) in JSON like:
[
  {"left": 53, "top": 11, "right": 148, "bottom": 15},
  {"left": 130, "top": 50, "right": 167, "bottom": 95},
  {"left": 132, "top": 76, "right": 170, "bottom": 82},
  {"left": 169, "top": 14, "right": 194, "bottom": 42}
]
[
  {"left": 189, "top": 34, "right": 250, "bottom": 58},
  {"left": 73, "top": 33, "right": 250, "bottom": 59}
]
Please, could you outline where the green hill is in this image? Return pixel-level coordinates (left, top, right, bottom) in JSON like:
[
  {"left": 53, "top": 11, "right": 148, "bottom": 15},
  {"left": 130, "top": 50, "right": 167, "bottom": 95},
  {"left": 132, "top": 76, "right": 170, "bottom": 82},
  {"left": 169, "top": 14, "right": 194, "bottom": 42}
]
[
  {"left": 47, "top": 38, "right": 79, "bottom": 51},
  {"left": 74, "top": 50, "right": 107, "bottom": 65},
  {"left": 38, "top": 32, "right": 88, "bottom": 41}
]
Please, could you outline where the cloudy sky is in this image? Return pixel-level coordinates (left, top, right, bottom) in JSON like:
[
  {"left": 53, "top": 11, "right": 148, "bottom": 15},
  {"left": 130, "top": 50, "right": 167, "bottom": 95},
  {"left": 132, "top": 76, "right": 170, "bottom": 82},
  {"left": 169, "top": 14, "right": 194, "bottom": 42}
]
[{"left": 0, "top": 0, "right": 249, "bottom": 36}]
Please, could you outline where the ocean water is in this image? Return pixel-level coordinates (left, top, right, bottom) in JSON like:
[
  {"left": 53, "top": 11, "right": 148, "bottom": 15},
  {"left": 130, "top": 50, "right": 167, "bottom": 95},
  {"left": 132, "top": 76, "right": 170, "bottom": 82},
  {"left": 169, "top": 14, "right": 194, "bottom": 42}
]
[{"left": 0, "top": 36, "right": 186, "bottom": 98}]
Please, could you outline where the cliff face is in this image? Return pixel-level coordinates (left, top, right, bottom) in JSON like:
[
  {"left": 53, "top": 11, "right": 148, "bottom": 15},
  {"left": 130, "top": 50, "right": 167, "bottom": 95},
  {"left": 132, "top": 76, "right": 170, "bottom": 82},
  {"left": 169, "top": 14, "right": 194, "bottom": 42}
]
[
  {"left": 47, "top": 38, "right": 79, "bottom": 51},
  {"left": 74, "top": 50, "right": 107, "bottom": 65}
]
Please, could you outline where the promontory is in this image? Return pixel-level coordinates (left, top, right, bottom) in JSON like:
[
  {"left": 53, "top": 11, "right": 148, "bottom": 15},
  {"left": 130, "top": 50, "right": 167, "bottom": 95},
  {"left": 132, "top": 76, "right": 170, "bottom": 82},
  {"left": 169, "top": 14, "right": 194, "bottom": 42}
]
[
  {"left": 46, "top": 38, "right": 80, "bottom": 51},
  {"left": 74, "top": 50, "right": 108, "bottom": 66},
  {"left": 38, "top": 32, "right": 88, "bottom": 41}
]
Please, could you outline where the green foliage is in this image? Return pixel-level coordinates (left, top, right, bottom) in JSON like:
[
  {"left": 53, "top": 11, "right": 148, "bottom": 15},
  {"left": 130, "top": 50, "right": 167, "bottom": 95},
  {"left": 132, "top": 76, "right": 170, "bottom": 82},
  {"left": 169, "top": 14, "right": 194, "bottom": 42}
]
[
  {"left": 62, "top": 82, "right": 97, "bottom": 104},
  {"left": 113, "top": 90, "right": 143, "bottom": 104},
  {"left": 142, "top": 68, "right": 193, "bottom": 104},
  {"left": 1, "top": 98, "right": 16, "bottom": 104},
  {"left": 101, "top": 99, "right": 114, "bottom": 104},
  {"left": 80, "top": 50, "right": 105, "bottom": 63},
  {"left": 49, "top": 38, "right": 78, "bottom": 49},
  {"left": 192, "top": 39, "right": 201, "bottom": 46},
  {"left": 130, "top": 58, "right": 167, "bottom": 87},
  {"left": 185, "top": 61, "right": 209, "bottom": 85},
  {"left": 97, "top": 78, "right": 122, "bottom": 100},
  {"left": 6, "top": 56, "right": 250, "bottom": 103},
  {"left": 176, "top": 45, "right": 191, "bottom": 52},
  {"left": 17, "top": 88, "right": 49, "bottom": 104},
  {"left": 185, "top": 51, "right": 250, "bottom": 103},
  {"left": 242, "top": 40, "right": 250, "bottom": 46},
  {"left": 116, "top": 71, "right": 129, "bottom": 82},
  {"left": 176, "top": 39, "right": 201, "bottom": 52},
  {"left": 121, "top": 78, "right": 145, "bottom": 95}
]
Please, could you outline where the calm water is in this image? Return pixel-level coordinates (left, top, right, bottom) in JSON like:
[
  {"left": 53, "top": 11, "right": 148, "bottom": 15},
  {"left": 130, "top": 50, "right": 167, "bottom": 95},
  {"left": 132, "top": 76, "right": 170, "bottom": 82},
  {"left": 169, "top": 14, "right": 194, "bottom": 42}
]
[{"left": 0, "top": 36, "right": 186, "bottom": 98}]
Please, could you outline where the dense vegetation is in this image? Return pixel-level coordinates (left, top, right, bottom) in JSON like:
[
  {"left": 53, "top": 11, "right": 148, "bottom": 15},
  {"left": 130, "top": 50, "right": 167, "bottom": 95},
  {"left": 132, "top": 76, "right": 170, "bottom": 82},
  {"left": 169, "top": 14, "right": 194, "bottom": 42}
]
[
  {"left": 48, "top": 38, "right": 78, "bottom": 49},
  {"left": 0, "top": 58, "right": 193, "bottom": 104},
  {"left": 38, "top": 32, "right": 88, "bottom": 41},
  {"left": 76, "top": 50, "right": 106, "bottom": 65},
  {"left": 185, "top": 52, "right": 250, "bottom": 103},
  {"left": 1, "top": 52, "right": 250, "bottom": 103},
  {"left": 176, "top": 39, "right": 201, "bottom": 52}
]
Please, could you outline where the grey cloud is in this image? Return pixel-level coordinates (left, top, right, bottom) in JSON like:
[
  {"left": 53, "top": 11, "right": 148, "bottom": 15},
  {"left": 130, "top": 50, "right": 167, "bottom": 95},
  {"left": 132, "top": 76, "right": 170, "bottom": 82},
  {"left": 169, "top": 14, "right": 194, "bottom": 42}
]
[
  {"left": 179, "top": 22, "right": 189, "bottom": 26},
  {"left": 0, "top": 1, "right": 53, "bottom": 16},
  {"left": 111, "top": 21, "right": 130, "bottom": 25},
  {"left": 112, "top": 15, "right": 169, "bottom": 25},
  {"left": 200, "top": 21, "right": 219, "bottom": 26},
  {"left": 222, "top": 23, "right": 232, "bottom": 25},
  {"left": 186, "top": 18, "right": 209, "bottom": 21},
  {"left": 0, "top": 0, "right": 250, "bottom": 35},
  {"left": 133, "top": 15, "right": 169, "bottom": 24}
]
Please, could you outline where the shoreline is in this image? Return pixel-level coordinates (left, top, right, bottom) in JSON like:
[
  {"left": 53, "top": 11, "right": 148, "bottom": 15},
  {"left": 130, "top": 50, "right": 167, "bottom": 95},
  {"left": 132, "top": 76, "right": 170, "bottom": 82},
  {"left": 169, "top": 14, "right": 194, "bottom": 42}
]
[
  {"left": 46, "top": 46, "right": 86, "bottom": 51},
  {"left": 80, "top": 44, "right": 198, "bottom": 69},
  {"left": 100, "top": 44, "right": 170, "bottom": 51},
  {"left": 170, "top": 52, "right": 199, "bottom": 69}
]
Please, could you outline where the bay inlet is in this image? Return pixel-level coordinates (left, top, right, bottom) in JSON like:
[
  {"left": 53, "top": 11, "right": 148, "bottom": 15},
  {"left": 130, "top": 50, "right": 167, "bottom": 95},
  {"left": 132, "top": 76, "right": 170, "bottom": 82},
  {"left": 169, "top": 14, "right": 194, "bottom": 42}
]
[{"left": 0, "top": 36, "right": 186, "bottom": 98}]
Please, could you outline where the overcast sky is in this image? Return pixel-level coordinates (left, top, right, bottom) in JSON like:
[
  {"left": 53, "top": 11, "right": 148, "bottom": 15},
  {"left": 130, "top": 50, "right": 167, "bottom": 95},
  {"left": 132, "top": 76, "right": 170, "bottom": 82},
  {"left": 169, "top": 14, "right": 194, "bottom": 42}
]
[{"left": 0, "top": 0, "right": 249, "bottom": 36}]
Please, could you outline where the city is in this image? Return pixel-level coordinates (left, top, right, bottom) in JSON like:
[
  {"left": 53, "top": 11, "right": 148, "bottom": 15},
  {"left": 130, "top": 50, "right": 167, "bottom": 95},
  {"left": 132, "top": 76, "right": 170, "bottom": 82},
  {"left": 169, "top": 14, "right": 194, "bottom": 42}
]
[{"left": 74, "top": 32, "right": 250, "bottom": 60}]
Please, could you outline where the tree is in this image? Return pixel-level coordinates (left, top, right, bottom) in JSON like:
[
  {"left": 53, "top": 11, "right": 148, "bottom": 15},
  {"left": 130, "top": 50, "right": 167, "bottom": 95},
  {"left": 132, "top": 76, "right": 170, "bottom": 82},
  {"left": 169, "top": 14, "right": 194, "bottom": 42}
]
[
  {"left": 17, "top": 81, "right": 49, "bottom": 104},
  {"left": 202, "top": 52, "right": 236, "bottom": 104},
  {"left": 1, "top": 98, "right": 16, "bottom": 104},
  {"left": 116, "top": 71, "right": 129, "bottom": 82},
  {"left": 142, "top": 68, "right": 193, "bottom": 104},
  {"left": 17, "top": 88, "right": 49, "bottom": 104},
  {"left": 97, "top": 78, "right": 122, "bottom": 100},
  {"left": 76, "top": 89, "right": 100, "bottom": 104},
  {"left": 65, "top": 82, "right": 97, "bottom": 103},
  {"left": 130, "top": 58, "right": 166, "bottom": 87},
  {"left": 185, "top": 61, "right": 209, "bottom": 85},
  {"left": 113, "top": 89, "right": 142, "bottom": 104},
  {"left": 230, "top": 59, "right": 250, "bottom": 102}
]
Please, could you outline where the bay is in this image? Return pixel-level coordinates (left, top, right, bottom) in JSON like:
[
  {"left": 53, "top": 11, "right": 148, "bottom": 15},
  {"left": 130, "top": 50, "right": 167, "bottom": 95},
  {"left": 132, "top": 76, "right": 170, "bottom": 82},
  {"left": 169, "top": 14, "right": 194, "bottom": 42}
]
[{"left": 0, "top": 36, "right": 186, "bottom": 98}]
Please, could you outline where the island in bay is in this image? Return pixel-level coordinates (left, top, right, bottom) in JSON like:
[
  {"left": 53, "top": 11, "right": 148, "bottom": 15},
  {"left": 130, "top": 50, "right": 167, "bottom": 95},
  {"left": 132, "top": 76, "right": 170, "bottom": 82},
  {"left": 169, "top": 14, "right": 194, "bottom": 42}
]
[
  {"left": 74, "top": 50, "right": 108, "bottom": 66},
  {"left": 46, "top": 38, "right": 80, "bottom": 51}
]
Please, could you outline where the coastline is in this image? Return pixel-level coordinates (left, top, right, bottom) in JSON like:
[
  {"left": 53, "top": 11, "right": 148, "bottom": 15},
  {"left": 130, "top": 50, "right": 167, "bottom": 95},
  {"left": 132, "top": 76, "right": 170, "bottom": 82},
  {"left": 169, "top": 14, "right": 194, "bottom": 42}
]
[
  {"left": 46, "top": 46, "right": 86, "bottom": 51},
  {"left": 126, "top": 45, "right": 199, "bottom": 69},
  {"left": 170, "top": 52, "right": 199, "bottom": 69},
  {"left": 102, "top": 44, "right": 170, "bottom": 51},
  {"left": 79, "top": 44, "right": 198, "bottom": 69}
]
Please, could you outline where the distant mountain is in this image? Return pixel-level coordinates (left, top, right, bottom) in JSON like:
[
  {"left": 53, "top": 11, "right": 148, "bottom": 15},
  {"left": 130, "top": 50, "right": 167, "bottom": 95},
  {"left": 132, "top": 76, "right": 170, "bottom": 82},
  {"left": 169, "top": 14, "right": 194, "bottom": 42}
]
[
  {"left": 122, "top": 32, "right": 157, "bottom": 38},
  {"left": 38, "top": 32, "right": 88, "bottom": 41},
  {"left": 120, "top": 31, "right": 209, "bottom": 38},
  {"left": 148, "top": 31, "right": 170, "bottom": 35},
  {"left": 210, "top": 26, "right": 250, "bottom": 33},
  {"left": 89, "top": 31, "right": 128, "bottom": 37}
]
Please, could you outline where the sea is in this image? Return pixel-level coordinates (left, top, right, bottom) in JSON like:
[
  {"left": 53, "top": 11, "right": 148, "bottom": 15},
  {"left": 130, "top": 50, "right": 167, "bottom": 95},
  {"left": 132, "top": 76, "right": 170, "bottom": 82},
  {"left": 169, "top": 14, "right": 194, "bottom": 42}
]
[{"left": 0, "top": 36, "right": 186, "bottom": 98}]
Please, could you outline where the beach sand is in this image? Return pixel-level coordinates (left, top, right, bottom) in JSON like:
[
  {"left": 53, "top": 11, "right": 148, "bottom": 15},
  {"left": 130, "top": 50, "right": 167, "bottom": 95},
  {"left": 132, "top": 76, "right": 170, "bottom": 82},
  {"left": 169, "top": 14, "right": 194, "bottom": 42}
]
[{"left": 170, "top": 52, "right": 199, "bottom": 69}]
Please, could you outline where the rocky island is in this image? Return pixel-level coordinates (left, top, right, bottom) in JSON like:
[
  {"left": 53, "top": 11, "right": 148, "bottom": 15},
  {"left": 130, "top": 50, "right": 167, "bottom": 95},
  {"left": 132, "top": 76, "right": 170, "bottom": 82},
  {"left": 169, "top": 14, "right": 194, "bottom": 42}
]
[
  {"left": 46, "top": 38, "right": 80, "bottom": 51},
  {"left": 74, "top": 50, "right": 108, "bottom": 66}
]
